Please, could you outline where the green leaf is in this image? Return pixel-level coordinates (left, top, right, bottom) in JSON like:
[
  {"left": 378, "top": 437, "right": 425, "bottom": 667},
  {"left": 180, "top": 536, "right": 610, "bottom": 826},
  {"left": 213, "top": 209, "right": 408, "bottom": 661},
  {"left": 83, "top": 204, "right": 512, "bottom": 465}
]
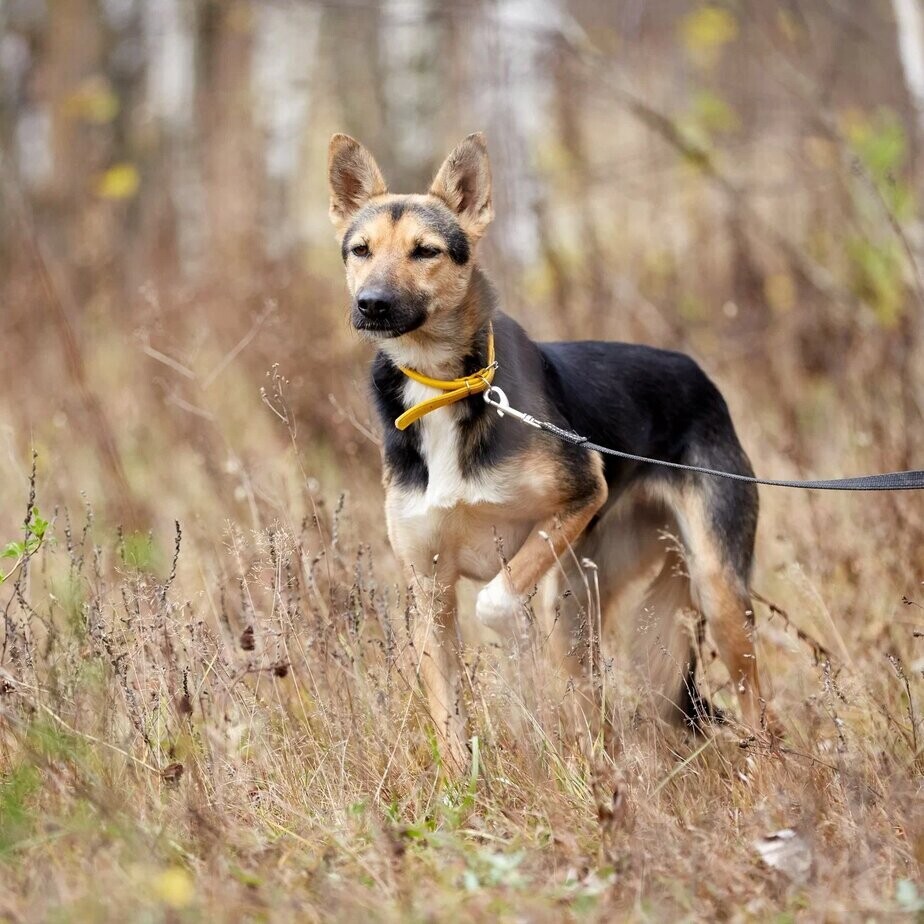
[
  {"left": 692, "top": 90, "right": 739, "bottom": 136},
  {"left": 29, "top": 508, "right": 48, "bottom": 540},
  {"left": 2, "top": 542, "right": 23, "bottom": 559}
]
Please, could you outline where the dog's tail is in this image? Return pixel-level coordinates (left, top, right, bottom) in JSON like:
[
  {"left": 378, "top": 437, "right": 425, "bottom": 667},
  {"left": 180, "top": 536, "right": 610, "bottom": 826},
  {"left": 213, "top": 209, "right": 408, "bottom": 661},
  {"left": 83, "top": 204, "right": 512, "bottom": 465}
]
[{"left": 630, "top": 549, "right": 706, "bottom": 726}]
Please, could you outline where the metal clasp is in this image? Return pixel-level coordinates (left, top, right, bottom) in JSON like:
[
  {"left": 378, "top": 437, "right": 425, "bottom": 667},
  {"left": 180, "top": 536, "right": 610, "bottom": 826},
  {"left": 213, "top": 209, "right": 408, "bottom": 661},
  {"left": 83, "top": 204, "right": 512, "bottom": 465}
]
[{"left": 483, "top": 385, "right": 542, "bottom": 429}]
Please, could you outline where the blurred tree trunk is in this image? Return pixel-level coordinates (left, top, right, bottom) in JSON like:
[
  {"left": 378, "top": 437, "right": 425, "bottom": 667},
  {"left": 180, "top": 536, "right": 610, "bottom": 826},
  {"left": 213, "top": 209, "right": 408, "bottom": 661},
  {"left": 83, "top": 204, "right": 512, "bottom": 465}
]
[
  {"left": 252, "top": 0, "right": 320, "bottom": 258},
  {"left": 45, "top": 0, "right": 100, "bottom": 207},
  {"left": 143, "top": 0, "right": 202, "bottom": 277},
  {"left": 380, "top": 0, "right": 444, "bottom": 190},
  {"left": 458, "top": 0, "right": 551, "bottom": 320},
  {"left": 550, "top": 38, "right": 605, "bottom": 332},
  {"left": 890, "top": 0, "right": 924, "bottom": 474},
  {"left": 892, "top": 0, "right": 924, "bottom": 144},
  {"left": 200, "top": 2, "right": 260, "bottom": 276},
  {"left": 323, "top": 3, "right": 393, "bottom": 176}
]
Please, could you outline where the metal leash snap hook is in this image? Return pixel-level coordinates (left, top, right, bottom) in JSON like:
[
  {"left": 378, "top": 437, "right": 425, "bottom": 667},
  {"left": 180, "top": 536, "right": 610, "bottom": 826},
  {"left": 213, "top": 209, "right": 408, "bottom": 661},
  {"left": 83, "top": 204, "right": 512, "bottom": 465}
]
[
  {"left": 484, "top": 385, "right": 510, "bottom": 416},
  {"left": 484, "top": 385, "right": 543, "bottom": 429}
]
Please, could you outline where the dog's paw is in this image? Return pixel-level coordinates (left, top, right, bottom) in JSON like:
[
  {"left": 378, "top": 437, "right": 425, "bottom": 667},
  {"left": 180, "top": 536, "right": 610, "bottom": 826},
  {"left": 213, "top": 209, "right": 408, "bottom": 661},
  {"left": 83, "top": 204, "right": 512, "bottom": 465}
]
[{"left": 475, "top": 575, "right": 524, "bottom": 636}]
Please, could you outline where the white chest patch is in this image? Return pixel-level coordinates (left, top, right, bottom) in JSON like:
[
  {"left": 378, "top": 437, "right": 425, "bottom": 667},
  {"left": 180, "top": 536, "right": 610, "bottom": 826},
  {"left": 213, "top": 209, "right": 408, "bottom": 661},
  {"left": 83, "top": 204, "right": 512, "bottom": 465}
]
[{"left": 403, "top": 380, "right": 510, "bottom": 513}]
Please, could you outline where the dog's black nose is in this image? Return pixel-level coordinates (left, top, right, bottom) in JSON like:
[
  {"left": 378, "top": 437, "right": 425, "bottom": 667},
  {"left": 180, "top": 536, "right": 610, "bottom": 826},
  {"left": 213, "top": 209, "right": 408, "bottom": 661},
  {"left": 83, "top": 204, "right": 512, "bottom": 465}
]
[{"left": 356, "top": 289, "right": 394, "bottom": 320}]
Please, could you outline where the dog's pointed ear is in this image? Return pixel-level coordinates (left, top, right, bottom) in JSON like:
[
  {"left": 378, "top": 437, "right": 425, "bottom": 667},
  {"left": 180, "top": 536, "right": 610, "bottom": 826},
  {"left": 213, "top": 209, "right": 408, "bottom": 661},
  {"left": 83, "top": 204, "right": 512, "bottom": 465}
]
[
  {"left": 429, "top": 133, "right": 494, "bottom": 239},
  {"left": 328, "top": 134, "right": 388, "bottom": 233}
]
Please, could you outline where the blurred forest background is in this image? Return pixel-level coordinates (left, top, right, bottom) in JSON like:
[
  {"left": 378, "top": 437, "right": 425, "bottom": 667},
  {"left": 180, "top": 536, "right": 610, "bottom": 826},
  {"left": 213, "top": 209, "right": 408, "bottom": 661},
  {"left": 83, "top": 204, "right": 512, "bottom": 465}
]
[
  {"left": 1, "top": 2, "right": 923, "bottom": 919},
  {"left": 2, "top": 0, "right": 924, "bottom": 567}
]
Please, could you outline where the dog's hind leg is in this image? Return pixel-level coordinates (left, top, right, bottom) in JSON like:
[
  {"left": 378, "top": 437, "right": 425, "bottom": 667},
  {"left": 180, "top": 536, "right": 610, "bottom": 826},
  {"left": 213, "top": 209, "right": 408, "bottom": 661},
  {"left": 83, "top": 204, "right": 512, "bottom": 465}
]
[
  {"left": 629, "top": 547, "right": 699, "bottom": 724},
  {"left": 551, "top": 490, "right": 732, "bottom": 733},
  {"left": 670, "top": 475, "right": 776, "bottom": 735}
]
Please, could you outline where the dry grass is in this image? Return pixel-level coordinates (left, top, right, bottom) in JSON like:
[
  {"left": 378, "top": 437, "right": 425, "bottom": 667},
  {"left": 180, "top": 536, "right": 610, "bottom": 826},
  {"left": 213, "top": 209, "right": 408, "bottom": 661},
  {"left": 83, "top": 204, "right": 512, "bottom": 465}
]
[{"left": 0, "top": 403, "right": 922, "bottom": 921}]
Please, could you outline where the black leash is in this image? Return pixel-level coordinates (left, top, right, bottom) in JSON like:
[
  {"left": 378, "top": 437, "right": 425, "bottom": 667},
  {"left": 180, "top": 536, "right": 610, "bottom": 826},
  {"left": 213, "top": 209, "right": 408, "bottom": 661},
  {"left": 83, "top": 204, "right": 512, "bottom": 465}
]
[{"left": 482, "top": 386, "right": 924, "bottom": 492}]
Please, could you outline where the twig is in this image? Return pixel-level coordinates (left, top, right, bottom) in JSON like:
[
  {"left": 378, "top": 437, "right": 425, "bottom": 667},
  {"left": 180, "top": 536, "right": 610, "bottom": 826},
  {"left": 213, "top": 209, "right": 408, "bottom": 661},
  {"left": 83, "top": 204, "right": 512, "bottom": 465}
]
[
  {"left": 202, "top": 299, "right": 277, "bottom": 389},
  {"left": 649, "top": 736, "right": 715, "bottom": 798},
  {"left": 139, "top": 340, "right": 197, "bottom": 379},
  {"left": 752, "top": 590, "right": 834, "bottom": 665}
]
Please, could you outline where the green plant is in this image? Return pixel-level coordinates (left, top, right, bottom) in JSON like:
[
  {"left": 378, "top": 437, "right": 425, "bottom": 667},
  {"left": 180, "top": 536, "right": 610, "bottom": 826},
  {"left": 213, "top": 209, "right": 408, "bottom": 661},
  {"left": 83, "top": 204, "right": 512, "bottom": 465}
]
[{"left": 1, "top": 507, "right": 49, "bottom": 586}]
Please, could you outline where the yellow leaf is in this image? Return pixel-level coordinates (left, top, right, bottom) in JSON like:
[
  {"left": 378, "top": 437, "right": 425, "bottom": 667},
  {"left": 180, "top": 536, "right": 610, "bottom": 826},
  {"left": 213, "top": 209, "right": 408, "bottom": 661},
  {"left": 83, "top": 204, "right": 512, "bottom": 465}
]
[
  {"left": 764, "top": 273, "right": 796, "bottom": 314},
  {"left": 153, "top": 867, "right": 195, "bottom": 909},
  {"left": 692, "top": 90, "right": 740, "bottom": 135},
  {"left": 839, "top": 108, "right": 871, "bottom": 148},
  {"left": 777, "top": 9, "right": 802, "bottom": 45},
  {"left": 681, "top": 6, "right": 738, "bottom": 68},
  {"left": 63, "top": 76, "right": 119, "bottom": 124},
  {"left": 96, "top": 163, "right": 139, "bottom": 200}
]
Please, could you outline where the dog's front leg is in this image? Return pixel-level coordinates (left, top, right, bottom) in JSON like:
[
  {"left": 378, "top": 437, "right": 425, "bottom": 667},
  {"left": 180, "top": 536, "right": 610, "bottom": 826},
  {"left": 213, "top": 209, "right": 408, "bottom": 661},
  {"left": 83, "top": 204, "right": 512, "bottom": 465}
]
[
  {"left": 476, "top": 481, "right": 607, "bottom": 635},
  {"left": 477, "top": 481, "right": 608, "bottom": 741},
  {"left": 403, "top": 566, "right": 470, "bottom": 773},
  {"left": 386, "top": 491, "right": 470, "bottom": 771}
]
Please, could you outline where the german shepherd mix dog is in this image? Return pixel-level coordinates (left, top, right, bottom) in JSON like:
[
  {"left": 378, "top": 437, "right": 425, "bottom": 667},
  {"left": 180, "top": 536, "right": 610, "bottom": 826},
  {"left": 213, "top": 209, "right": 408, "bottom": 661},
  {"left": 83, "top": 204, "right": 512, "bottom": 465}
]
[{"left": 329, "top": 132, "right": 775, "bottom": 769}]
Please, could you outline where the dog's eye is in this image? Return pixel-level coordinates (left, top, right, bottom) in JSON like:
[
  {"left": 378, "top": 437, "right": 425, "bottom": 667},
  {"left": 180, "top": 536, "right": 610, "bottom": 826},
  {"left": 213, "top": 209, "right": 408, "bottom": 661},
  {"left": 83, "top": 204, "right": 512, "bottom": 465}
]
[
  {"left": 412, "top": 244, "right": 441, "bottom": 259},
  {"left": 351, "top": 243, "right": 370, "bottom": 258}
]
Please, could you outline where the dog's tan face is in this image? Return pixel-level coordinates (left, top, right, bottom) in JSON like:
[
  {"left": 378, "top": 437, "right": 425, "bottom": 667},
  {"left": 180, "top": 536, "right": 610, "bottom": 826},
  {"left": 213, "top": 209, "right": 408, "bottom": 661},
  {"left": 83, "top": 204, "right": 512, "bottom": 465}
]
[{"left": 328, "top": 133, "right": 493, "bottom": 339}]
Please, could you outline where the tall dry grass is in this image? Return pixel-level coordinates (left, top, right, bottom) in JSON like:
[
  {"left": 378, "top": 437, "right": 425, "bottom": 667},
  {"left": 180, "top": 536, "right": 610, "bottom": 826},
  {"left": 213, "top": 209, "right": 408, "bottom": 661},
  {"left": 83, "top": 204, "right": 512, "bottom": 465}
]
[{"left": 0, "top": 416, "right": 922, "bottom": 920}]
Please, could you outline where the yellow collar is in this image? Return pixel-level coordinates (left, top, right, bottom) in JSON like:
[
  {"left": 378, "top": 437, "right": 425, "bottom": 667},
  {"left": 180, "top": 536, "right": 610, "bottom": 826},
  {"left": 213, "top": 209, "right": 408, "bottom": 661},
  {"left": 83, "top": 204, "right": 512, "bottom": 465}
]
[{"left": 394, "top": 324, "right": 496, "bottom": 430}]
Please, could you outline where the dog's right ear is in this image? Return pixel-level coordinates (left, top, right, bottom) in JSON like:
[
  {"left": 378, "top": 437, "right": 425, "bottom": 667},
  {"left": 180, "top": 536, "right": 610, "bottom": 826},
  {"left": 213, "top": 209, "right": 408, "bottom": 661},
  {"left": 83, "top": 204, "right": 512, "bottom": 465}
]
[{"left": 328, "top": 134, "right": 387, "bottom": 234}]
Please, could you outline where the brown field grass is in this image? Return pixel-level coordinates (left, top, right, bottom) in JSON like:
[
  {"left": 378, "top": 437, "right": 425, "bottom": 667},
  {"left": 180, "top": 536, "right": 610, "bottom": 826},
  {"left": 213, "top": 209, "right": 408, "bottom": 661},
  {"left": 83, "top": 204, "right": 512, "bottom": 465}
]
[
  {"left": 2, "top": 2, "right": 924, "bottom": 920},
  {"left": 0, "top": 362, "right": 921, "bottom": 920}
]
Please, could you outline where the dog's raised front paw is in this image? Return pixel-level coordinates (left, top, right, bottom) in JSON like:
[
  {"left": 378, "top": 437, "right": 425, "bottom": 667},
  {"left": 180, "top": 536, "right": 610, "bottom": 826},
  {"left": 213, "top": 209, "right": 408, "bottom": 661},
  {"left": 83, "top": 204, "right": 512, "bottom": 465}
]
[{"left": 476, "top": 575, "right": 525, "bottom": 636}]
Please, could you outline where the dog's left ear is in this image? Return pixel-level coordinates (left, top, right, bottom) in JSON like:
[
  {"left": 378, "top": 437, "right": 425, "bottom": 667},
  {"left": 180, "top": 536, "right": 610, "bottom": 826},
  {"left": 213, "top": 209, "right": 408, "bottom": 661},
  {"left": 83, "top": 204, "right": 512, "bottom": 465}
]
[
  {"left": 429, "top": 133, "right": 494, "bottom": 239},
  {"left": 328, "top": 134, "right": 388, "bottom": 234}
]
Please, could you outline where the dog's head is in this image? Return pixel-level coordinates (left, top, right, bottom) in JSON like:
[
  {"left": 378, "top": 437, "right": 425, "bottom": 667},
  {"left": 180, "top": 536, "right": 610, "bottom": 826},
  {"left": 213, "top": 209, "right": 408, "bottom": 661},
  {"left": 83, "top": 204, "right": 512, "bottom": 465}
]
[{"left": 328, "top": 133, "right": 493, "bottom": 339}]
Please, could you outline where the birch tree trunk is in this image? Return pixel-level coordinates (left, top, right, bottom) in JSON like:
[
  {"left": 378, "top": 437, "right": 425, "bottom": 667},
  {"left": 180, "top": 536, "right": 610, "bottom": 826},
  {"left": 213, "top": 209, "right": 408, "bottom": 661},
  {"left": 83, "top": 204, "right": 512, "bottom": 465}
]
[
  {"left": 892, "top": 0, "right": 924, "bottom": 141},
  {"left": 252, "top": 0, "right": 321, "bottom": 257},
  {"left": 380, "top": 0, "right": 444, "bottom": 190},
  {"left": 143, "top": 0, "right": 202, "bottom": 276},
  {"left": 890, "top": 0, "right": 924, "bottom": 475},
  {"left": 457, "top": 0, "right": 557, "bottom": 317}
]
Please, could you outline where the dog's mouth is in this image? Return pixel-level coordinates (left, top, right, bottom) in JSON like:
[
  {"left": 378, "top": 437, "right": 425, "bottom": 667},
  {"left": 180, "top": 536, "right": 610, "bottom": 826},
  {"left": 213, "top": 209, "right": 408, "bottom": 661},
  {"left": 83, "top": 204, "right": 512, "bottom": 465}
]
[{"left": 351, "top": 306, "right": 428, "bottom": 339}]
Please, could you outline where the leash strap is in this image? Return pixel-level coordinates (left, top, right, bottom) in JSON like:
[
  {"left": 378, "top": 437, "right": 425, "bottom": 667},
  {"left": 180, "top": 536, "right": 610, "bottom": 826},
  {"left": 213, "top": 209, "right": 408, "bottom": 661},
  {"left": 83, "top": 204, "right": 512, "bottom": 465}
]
[
  {"left": 394, "top": 325, "right": 496, "bottom": 430},
  {"left": 483, "top": 387, "right": 924, "bottom": 492}
]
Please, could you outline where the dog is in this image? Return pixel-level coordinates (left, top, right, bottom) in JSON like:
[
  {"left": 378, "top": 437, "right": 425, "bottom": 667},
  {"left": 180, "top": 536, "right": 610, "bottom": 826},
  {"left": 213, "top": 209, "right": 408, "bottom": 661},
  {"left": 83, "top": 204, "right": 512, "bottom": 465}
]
[{"left": 328, "top": 132, "right": 775, "bottom": 769}]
